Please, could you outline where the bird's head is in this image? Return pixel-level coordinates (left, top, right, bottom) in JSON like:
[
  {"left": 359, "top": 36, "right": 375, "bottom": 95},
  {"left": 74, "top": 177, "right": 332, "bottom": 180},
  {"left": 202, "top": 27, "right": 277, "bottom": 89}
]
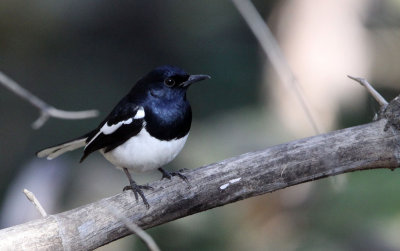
[{"left": 131, "top": 65, "right": 210, "bottom": 101}]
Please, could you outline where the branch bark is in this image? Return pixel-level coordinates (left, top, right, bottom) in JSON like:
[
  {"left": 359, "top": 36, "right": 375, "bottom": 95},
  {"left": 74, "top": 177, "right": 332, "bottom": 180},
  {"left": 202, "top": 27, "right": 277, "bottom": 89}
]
[{"left": 1, "top": 95, "right": 400, "bottom": 250}]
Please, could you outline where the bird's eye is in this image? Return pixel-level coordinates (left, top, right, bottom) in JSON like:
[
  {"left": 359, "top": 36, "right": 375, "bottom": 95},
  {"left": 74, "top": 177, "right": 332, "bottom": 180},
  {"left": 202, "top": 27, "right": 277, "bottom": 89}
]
[{"left": 164, "top": 78, "right": 175, "bottom": 87}]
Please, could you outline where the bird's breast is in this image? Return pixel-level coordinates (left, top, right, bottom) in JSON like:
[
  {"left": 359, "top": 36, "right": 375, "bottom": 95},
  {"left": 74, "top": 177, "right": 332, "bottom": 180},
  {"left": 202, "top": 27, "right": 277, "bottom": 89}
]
[{"left": 101, "top": 128, "right": 188, "bottom": 172}]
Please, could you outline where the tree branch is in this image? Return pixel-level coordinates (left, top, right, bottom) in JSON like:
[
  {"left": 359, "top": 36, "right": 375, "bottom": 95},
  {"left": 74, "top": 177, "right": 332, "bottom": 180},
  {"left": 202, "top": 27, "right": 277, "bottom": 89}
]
[
  {"left": 0, "top": 71, "right": 99, "bottom": 129},
  {"left": 0, "top": 93, "right": 399, "bottom": 250}
]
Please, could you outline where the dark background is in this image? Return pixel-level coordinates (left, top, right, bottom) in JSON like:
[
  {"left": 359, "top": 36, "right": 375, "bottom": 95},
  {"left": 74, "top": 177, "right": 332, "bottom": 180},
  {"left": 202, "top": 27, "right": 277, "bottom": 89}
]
[{"left": 1, "top": 1, "right": 400, "bottom": 250}]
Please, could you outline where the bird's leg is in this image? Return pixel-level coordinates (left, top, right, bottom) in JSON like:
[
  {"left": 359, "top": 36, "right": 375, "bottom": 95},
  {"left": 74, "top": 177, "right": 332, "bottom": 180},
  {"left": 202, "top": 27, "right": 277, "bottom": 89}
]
[
  {"left": 158, "top": 167, "right": 189, "bottom": 184},
  {"left": 122, "top": 168, "right": 153, "bottom": 209}
]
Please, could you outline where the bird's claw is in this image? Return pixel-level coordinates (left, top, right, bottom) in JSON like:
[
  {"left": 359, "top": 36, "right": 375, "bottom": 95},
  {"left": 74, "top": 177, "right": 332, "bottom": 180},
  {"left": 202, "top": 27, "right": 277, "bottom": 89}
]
[
  {"left": 160, "top": 171, "right": 172, "bottom": 180},
  {"left": 159, "top": 168, "right": 190, "bottom": 185},
  {"left": 123, "top": 183, "right": 153, "bottom": 209}
]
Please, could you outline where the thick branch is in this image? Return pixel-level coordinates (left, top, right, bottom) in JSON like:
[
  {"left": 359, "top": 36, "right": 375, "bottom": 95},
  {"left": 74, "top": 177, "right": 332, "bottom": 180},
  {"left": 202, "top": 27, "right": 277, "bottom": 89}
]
[{"left": 1, "top": 96, "right": 400, "bottom": 250}]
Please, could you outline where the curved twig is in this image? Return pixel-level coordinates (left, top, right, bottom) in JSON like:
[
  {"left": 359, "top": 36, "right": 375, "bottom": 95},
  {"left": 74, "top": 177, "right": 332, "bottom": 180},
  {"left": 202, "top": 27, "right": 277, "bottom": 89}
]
[{"left": 0, "top": 71, "right": 98, "bottom": 129}]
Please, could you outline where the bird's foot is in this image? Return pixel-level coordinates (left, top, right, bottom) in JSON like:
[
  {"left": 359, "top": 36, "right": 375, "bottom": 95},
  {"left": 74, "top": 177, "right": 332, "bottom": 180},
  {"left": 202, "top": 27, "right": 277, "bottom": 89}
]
[
  {"left": 123, "top": 182, "right": 153, "bottom": 209},
  {"left": 158, "top": 168, "right": 190, "bottom": 185}
]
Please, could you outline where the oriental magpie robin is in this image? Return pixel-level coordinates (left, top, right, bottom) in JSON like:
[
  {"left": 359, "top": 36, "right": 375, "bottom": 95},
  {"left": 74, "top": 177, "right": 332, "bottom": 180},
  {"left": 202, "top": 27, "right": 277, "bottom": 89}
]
[{"left": 37, "top": 65, "right": 210, "bottom": 208}]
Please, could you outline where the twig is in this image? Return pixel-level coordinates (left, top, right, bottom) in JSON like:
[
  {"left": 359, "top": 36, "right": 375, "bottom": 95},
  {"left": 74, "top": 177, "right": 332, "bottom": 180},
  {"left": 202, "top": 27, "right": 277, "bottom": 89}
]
[
  {"left": 231, "top": 0, "right": 320, "bottom": 134},
  {"left": 23, "top": 189, "right": 47, "bottom": 217},
  {"left": 1, "top": 92, "right": 400, "bottom": 250},
  {"left": 106, "top": 205, "right": 160, "bottom": 251},
  {"left": 347, "top": 75, "right": 389, "bottom": 107},
  {"left": 0, "top": 71, "right": 99, "bottom": 129}
]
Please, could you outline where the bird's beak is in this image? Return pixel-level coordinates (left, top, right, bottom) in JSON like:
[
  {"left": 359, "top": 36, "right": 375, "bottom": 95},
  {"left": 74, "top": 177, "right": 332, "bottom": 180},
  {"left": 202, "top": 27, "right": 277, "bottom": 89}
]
[{"left": 180, "top": 74, "right": 211, "bottom": 87}]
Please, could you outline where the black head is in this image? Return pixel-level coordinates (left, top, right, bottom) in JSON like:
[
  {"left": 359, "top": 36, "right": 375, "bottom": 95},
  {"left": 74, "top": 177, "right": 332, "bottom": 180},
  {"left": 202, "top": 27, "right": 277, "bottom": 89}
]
[{"left": 130, "top": 65, "right": 210, "bottom": 102}]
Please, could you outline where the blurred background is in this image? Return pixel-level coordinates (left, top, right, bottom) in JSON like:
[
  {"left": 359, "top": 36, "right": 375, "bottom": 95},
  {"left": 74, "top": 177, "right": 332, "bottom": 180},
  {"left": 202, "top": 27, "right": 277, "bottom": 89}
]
[{"left": 1, "top": 0, "right": 400, "bottom": 250}]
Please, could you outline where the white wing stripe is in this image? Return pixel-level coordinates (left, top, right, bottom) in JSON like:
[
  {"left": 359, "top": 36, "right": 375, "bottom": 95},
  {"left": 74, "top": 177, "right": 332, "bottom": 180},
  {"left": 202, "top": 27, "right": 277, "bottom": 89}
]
[
  {"left": 85, "top": 107, "right": 145, "bottom": 149},
  {"left": 134, "top": 107, "right": 145, "bottom": 119}
]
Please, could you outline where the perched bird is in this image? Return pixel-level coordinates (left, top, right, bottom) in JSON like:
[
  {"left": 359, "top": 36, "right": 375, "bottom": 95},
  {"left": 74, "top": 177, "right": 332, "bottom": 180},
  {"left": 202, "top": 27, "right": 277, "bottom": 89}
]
[{"left": 37, "top": 65, "right": 210, "bottom": 208}]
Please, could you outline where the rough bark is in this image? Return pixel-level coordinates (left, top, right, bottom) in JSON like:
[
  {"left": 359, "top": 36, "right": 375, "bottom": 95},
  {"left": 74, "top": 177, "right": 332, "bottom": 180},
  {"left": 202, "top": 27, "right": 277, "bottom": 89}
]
[{"left": 1, "top": 95, "right": 400, "bottom": 250}]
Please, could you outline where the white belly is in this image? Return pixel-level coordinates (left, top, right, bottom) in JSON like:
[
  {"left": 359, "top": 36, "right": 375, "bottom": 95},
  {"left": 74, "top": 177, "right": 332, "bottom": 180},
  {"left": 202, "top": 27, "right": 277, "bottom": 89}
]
[{"left": 101, "top": 129, "right": 188, "bottom": 172}]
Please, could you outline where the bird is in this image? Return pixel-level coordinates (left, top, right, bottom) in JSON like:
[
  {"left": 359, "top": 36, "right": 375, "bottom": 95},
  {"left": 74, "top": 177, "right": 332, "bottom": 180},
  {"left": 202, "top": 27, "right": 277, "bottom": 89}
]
[{"left": 37, "top": 65, "right": 210, "bottom": 208}]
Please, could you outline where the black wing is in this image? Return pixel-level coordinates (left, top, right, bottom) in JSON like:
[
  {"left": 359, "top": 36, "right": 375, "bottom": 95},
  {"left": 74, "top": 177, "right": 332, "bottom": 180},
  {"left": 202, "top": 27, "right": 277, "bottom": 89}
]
[{"left": 80, "top": 102, "right": 144, "bottom": 162}]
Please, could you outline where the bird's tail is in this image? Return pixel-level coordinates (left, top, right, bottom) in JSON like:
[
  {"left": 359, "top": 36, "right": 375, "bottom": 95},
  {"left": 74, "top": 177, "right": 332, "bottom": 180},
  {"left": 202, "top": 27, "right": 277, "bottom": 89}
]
[{"left": 36, "top": 136, "right": 87, "bottom": 160}]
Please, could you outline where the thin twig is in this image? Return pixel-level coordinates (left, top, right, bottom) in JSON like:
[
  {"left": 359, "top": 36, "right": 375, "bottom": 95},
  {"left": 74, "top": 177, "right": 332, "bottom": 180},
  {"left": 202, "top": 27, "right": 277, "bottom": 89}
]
[
  {"left": 0, "top": 71, "right": 99, "bottom": 129},
  {"left": 231, "top": 0, "right": 320, "bottom": 134},
  {"left": 23, "top": 189, "right": 47, "bottom": 217},
  {"left": 105, "top": 205, "right": 160, "bottom": 251},
  {"left": 347, "top": 75, "right": 389, "bottom": 107}
]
